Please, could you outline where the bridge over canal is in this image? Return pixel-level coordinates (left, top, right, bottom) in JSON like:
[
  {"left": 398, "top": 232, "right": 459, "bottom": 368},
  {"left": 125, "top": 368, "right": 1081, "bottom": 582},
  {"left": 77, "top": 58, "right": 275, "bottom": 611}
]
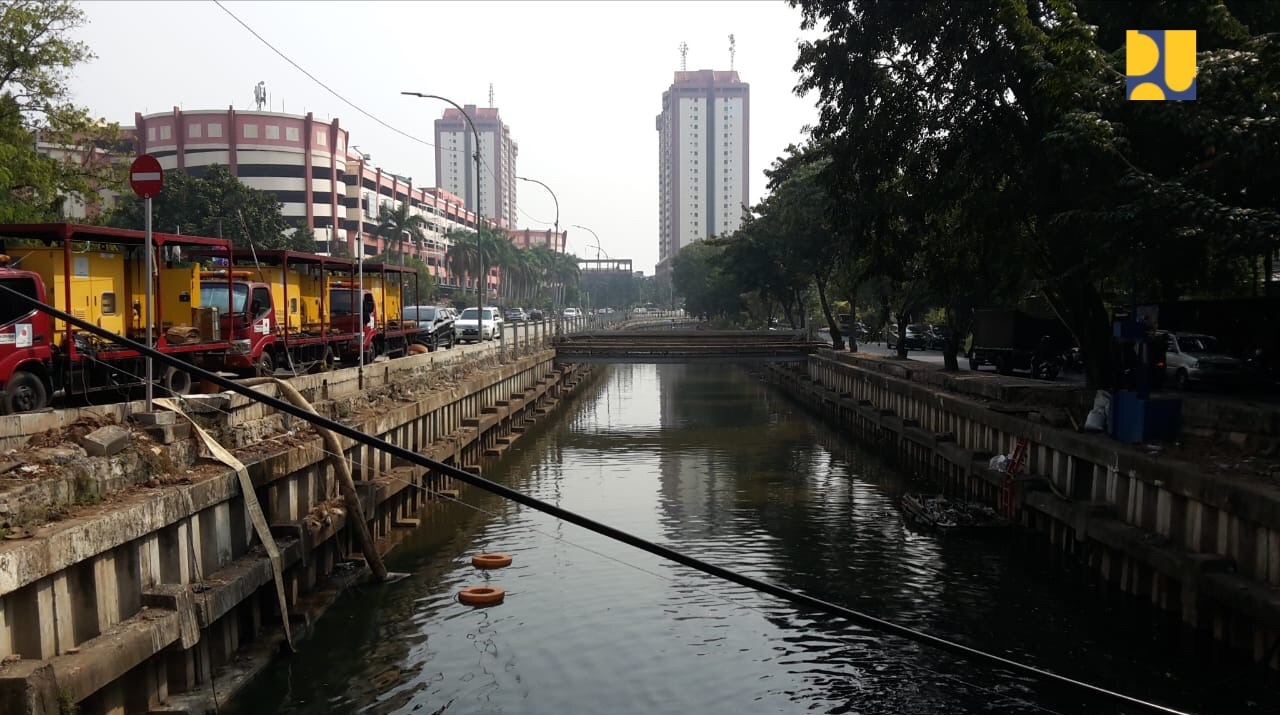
[{"left": 551, "top": 328, "right": 827, "bottom": 363}]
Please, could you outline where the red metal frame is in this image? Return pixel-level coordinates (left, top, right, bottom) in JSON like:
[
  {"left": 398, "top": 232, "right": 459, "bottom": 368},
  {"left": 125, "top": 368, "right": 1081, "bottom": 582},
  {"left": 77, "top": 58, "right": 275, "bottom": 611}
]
[{"left": 0, "top": 223, "right": 234, "bottom": 361}]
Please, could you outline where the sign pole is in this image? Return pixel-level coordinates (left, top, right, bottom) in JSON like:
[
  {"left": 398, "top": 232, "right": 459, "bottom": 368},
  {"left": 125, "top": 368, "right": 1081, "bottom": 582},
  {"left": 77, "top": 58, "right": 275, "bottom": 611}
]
[
  {"left": 144, "top": 195, "right": 154, "bottom": 412},
  {"left": 128, "top": 154, "right": 164, "bottom": 412}
]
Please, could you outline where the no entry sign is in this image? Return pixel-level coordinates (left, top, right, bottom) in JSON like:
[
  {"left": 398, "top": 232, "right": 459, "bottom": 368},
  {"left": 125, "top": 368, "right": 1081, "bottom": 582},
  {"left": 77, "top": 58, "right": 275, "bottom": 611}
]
[{"left": 129, "top": 154, "right": 163, "bottom": 198}]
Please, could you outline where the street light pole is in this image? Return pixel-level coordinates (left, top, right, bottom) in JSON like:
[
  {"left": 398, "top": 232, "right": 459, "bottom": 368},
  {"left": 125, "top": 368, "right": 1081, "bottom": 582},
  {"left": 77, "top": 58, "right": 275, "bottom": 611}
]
[
  {"left": 573, "top": 224, "right": 606, "bottom": 312},
  {"left": 401, "top": 91, "right": 484, "bottom": 328},
  {"left": 515, "top": 176, "right": 559, "bottom": 252}
]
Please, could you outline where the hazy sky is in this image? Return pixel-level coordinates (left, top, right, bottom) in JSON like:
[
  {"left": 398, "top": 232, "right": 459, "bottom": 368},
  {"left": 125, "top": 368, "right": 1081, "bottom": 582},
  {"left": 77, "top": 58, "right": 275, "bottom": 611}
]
[{"left": 69, "top": 1, "right": 820, "bottom": 273}]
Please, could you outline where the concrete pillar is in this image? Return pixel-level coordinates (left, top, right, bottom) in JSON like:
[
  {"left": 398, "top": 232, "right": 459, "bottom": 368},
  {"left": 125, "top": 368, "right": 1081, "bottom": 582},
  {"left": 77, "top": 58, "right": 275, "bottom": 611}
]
[
  {"left": 145, "top": 655, "right": 169, "bottom": 708},
  {"left": 52, "top": 572, "right": 75, "bottom": 654},
  {"left": 214, "top": 502, "right": 234, "bottom": 568},
  {"left": 188, "top": 514, "right": 208, "bottom": 582},
  {"left": 139, "top": 533, "right": 162, "bottom": 589},
  {"left": 34, "top": 579, "right": 56, "bottom": 659},
  {"left": 99, "top": 679, "right": 126, "bottom": 715},
  {"left": 93, "top": 552, "right": 121, "bottom": 633}
]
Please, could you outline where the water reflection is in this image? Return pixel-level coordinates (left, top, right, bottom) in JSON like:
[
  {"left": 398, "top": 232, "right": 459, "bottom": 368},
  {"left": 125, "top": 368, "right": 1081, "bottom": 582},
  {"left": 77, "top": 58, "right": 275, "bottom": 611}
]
[{"left": 229, "top": 363, "right": 1276, "bottom": 715}]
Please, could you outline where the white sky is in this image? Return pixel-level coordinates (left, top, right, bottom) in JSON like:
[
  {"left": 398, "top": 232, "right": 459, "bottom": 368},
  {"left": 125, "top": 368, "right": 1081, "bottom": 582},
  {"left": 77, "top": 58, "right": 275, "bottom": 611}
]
[{"left": 68, "top": 0, "right": 820, "bottom": 274}]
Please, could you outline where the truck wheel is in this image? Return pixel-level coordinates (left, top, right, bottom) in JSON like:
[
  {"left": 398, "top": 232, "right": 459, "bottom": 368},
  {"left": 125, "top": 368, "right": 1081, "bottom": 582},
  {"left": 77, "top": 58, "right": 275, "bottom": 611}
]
[
  {"left": 1175, "top": 369, "right": 1191, "bottom": 391},
  {"left": 4, "top": 371, "right": 48, "bottom": 414},
  {"left": 255, "top": 351, "right": 275, "bottom": 377},
  {"left": 162, "top": 365, "right": 193, "bottom": 396}
]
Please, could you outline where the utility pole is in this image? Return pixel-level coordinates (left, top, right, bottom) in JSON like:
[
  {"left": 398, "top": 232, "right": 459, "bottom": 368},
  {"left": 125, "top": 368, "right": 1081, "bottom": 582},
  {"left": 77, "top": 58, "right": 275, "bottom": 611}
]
[{"left": 402, "top": 92, "right": 483, "bottom": 329}]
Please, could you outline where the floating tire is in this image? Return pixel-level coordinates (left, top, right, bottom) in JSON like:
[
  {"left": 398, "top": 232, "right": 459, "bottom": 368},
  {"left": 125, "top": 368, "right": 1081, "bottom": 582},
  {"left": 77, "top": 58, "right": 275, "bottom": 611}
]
[
  {"left": 471, "top": 553, "right": 512, "bottom": 569},
  {"left": 458, "top": 586, "right": 505, "bottom": 606}
]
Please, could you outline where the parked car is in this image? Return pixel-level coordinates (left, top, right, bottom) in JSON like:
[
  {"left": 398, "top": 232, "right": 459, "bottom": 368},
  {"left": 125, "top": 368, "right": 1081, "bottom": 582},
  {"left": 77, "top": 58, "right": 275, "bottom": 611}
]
[
  {"left": 403, "top": 305, "right": 456, "bottom": 350},
  {"left": 887, "top": 324, "right": 930, "bottom": 351},
  {"left": 527, "top": 308, "right": 544, "bottom": 321},
  {"left": 457, "top": 306, "right": 502, "bottom": 342},
  {"left": 1158, "top": 331, "right": 1246, "bottom": 390},
  {"left": 505, "top": 307, "right": 528, "bottom": 323},
  {"left": 563, "top": 307, "right": 580, "bottom": 319}
]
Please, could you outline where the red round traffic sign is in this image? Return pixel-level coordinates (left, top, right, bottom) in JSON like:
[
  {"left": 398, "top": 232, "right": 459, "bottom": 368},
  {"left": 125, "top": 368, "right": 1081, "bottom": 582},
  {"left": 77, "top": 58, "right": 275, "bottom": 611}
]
[{"left": 129, "top": 154, "right": 163, "bottom": 198}]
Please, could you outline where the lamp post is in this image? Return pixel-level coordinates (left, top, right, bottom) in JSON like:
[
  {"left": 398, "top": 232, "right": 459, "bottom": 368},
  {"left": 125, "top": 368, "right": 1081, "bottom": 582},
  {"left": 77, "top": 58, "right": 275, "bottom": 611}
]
[
  {"left": 516, "top": 176, "right": 559, "bottom": 252},
  {"left": 572, "top": 224, "right": 602, "bottom": 261},
  {"left": 573, "top": 224, "right": 606, "bottom": 311},
  {"left": 401, "top": 91, "right": 484, "bottom": 327}
]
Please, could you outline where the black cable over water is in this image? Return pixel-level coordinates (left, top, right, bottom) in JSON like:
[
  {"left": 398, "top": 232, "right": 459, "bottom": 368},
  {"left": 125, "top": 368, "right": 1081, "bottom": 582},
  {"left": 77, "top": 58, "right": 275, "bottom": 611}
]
[{"left": 0, "top": 286, "right": 1195, "bottom": 715}]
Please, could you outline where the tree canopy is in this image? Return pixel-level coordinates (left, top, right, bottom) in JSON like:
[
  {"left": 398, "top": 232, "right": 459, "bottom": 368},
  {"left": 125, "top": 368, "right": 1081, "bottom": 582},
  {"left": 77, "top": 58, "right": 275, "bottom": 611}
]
[
  {"left": 0, "top": 0, "right": 126, "bottom": 222},
  {"left": 673, "top": 0, "right": 1280, "bottom": 386},
  {"left": 108, "top": 164, "right": 312, "bottom": 251}
]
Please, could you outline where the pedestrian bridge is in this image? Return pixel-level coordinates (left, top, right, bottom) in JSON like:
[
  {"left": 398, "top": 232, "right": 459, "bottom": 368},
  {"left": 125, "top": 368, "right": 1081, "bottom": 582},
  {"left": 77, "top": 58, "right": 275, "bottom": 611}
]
[{"left": 551, "top": 328, "right": 827, "bottom": 363}]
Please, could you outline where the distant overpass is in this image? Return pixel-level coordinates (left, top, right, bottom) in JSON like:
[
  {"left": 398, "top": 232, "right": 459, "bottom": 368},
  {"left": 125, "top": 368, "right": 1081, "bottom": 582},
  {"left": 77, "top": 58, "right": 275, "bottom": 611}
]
[{"left": 551, "top": 328, "right": 826, "bottom": 363}]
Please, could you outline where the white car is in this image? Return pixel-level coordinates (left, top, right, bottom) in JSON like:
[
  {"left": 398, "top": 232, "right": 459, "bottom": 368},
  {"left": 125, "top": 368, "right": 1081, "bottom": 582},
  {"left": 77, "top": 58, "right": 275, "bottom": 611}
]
[
  {"left": 563, "top": 308, "right": 580, "bottom": 319},
  {"left": 457, "top": 306, "right": 501, "bottom": 342}
]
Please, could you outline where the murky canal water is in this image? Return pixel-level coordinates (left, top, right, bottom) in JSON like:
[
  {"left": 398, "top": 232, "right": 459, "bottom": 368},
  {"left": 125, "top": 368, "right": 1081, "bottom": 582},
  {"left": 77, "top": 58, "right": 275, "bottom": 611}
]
[{"left": 231, "top": 363, "right": 1276, "bottom": 715}]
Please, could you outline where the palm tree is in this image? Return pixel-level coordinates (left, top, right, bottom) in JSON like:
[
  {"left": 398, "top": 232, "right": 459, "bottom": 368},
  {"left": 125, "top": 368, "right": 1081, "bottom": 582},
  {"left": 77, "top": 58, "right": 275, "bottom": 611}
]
[
  {"left": 528, "top": 244, "right": 558, "bottom": 306},
  {"left": 499, "top": 246, "right": 538, "bottom": 303},
  {"left": 446, "top": 225, "right": 510, "bottom": 319},
  {"left": 551, "top": 251, "right": 581, "bottom": 308},
  {"left": 374, "top": 203, "right": 428, "bottom": 265}
]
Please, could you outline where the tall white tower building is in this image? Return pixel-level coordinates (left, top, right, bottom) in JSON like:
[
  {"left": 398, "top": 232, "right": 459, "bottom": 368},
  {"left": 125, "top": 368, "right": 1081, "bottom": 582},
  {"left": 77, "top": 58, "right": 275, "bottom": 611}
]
[
  {"left": 434, "top": 105, "right": 518, "bottom": 228},
  {"left": 655, "top": 69, "right": 749, "bottom": 277}
]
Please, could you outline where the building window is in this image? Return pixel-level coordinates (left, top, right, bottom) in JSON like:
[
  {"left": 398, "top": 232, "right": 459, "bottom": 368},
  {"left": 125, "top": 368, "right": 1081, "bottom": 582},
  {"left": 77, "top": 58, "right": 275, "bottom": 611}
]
[
  {"left": 286, "top": 126, "right": 300, "bottom": 142},
  {"left": 208, "top": 122, "right": 222, "bottom": 138},
  {"left": 265, "top": 125, "right": 280, "bottom": 140},
  {"left": 243, "top": 124, "right": 258, "bottom": 139},
  {"left": 146, "top": 127, "right": 156, "bottom": 141},
  {"left": 316, "top": 130, "right": 327, "bottom": 146},
  {"left": 160, "top": 125, "right": 171, "bottom": 140},
  {"left": 188, "top": 124, "right": 202, "bottom": 139}
]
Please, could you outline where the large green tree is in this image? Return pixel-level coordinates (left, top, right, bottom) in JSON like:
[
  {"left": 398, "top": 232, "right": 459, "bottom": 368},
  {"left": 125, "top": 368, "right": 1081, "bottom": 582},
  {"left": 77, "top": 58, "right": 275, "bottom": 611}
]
[
  {"left": 108, "top": 164, "right": 309, "bottom": 250},
  {"left": 0, "top": 0, "right": 126, "bottom": 222},
  {"left": 792, "top": 0, "right": 1280, "bottom": 386}
]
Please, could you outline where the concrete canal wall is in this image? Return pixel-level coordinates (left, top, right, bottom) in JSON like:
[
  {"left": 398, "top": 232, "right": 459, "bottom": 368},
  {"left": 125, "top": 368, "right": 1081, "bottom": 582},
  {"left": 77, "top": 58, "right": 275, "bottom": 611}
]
[
  {"left": 768, "top": 349, "right": 1280, "bottom": 668},
  {"left": 0, "top": 337, "right": 595, "bottom": 714}
]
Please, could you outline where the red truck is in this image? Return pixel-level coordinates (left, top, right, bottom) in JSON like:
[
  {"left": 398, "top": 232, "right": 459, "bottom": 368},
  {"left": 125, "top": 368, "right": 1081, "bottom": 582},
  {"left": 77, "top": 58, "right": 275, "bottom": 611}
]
[
  {"left": 328, "top": 262, "right": 424, "bottom": 364},
  {"left": 194, "top": 250, "right": 368, "bottom": 376},
  {"left": 0, "top": 223, "right": 235, "bottom": 413}
]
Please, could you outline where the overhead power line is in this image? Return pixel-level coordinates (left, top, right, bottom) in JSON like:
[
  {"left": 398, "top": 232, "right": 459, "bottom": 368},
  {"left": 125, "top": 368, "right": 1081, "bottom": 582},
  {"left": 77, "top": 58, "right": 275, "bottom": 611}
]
[
  {"left": 212, "top": 0, "right": 435, "bottom": 149},
  {"left": 0, "top": 283, "right": 1197, "bottom": 715},
  {"left": 214, "top": 0, "right": 554, "bottom": 234}
]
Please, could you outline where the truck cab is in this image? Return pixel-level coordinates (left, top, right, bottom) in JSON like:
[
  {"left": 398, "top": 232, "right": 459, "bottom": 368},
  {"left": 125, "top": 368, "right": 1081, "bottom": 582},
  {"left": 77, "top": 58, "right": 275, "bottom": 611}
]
[
  {"left": 199, "top": 273, "right": 276, "bottom": 374},
  {"left": 0, "top": 262, "right": 54, "bottom": 413},
  {"left": 329, "top": 284, "right": 376, "bottom": 362}
]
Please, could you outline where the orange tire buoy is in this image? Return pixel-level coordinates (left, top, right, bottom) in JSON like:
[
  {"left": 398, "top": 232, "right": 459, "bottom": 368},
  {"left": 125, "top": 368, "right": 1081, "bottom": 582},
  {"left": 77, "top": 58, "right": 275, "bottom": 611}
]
[
  {"left": 472, "top": 553, "right": 513, "bottom": 569},
  {"left": 458, "top": 585, "right": 505, "bottom": 606}
]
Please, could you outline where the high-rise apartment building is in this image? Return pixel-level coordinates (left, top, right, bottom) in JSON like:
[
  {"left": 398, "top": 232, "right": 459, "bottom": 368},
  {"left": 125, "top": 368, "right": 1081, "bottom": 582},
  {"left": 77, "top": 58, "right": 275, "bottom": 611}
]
[
  {"left": 655, "top": 70, "right": 749, "bottom": 277},
  {"left": 434, "top": 105, "right": 518, "bottom": 229}
]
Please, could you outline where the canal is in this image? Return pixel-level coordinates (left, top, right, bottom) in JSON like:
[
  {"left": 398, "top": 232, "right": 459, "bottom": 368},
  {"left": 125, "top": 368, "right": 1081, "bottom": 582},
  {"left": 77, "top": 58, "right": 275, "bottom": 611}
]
[{"left": 231, "top": 363, "right": 1276, "bottom": 715}]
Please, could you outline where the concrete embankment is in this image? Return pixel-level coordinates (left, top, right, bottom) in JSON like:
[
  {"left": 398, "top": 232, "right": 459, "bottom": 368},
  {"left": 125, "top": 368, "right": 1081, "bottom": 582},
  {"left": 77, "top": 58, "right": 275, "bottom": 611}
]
[
  {"left": 767, "top": 349, "right": 1280, "bottom": 668},
  {"left": 0, "top": 337, "right": 594, "bottom": 714}
]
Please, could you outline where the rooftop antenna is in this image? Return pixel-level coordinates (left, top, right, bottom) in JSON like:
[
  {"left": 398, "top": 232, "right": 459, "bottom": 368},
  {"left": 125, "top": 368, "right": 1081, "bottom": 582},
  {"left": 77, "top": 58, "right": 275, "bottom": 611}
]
[
  {"left": 679, "top": 41, "right": 688, "bottom": 71},
  {"left": 729, "top": 34, "right": 736, "bottom": 71},
  {"left": 254, "top": 81, "right": 267, "bottom": 111},
  {"left": 489, "top": 83, "right": 494, "bottom": 108}
]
